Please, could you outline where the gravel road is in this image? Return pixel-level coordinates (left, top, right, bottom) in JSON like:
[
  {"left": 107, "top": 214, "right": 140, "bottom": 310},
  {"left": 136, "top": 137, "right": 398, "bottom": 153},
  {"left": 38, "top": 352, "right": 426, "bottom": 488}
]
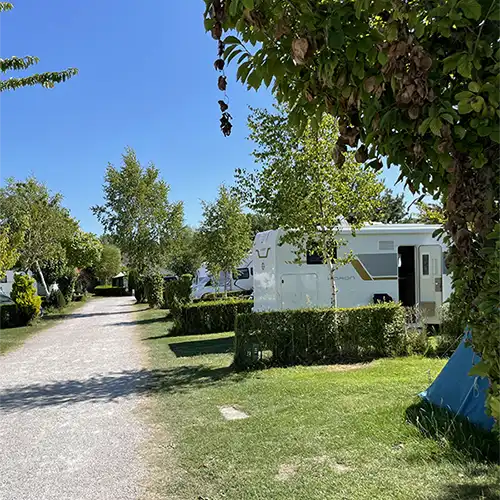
[{"left": 0, "top": 296, "right": 151, "bottom": 500}]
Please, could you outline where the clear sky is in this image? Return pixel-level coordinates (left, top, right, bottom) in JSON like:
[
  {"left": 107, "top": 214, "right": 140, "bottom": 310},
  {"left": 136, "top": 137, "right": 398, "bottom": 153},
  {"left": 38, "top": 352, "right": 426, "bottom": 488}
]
[{"left": 1, "top": 0, "right": 412, "bottom": 235}]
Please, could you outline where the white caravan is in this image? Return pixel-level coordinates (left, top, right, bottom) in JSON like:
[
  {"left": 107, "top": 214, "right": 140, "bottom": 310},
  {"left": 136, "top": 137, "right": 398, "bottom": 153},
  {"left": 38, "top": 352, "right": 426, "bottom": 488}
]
[
  {"left": 252, "top": 224, "right": 452, "bottom": 324},
  {"left": 191, "top": 255, "right": 254, "bottom": 300}
]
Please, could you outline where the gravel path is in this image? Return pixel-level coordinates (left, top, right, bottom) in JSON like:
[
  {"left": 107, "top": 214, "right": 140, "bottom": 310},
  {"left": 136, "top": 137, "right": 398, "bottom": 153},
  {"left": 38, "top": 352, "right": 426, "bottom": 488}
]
[{"left": 0, "top": 296, "right": 151, "bottom": 500}]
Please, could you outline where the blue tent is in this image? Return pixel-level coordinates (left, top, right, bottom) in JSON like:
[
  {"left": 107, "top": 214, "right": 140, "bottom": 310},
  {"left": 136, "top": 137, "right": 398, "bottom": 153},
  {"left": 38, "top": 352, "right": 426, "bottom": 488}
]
[{"left": 420, "top": 332, "right": 495, "bottom": 431}]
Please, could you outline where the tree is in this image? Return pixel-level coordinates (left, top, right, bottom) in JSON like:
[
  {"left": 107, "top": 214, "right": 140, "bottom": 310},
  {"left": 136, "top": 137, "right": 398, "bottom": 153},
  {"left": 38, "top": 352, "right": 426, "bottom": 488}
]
[
  {"left": 411, "top": 201, "right": 446, "bottom": 224},
  {"left": 167, "top": 226, "right": 203, "bottom": 277},
  {"left": 236, "top": 108, "right": 384, "bottom": 305},
  {"left": 65, "top": 230, "right": 103, "bottom": 270},
  {"left": 0, "top": 177, "right": 78, "bottom": 294},
  {"left": 198, "top": 185, "right": 252, "bottom": 292},
  {"left": 95, "top": 244, "right": 122, "bottom": 284},
  {"left": 92, "top": 147, "right": 184, "bottom": 274},
  {"left": 203, "top": 1, "right": 500, "bottom": 424},
  {"left": 372, "top": 190, "right": 408, "bottom": 223},
  {"left": 0, "top": 226, "right": 19, "bottom": 278},
  {"left": 0, "top": 3, "right": 77, "bottom": 92},
  {"left": 245, "top": 212, "right": 275, "bottom": 238}
]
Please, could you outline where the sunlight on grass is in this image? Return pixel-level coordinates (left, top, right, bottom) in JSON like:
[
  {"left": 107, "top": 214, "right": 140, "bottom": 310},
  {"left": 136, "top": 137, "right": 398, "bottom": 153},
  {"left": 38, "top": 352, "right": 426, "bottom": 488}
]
[{"left": 136, "top": 306, "right": 500, "bottom": 500}]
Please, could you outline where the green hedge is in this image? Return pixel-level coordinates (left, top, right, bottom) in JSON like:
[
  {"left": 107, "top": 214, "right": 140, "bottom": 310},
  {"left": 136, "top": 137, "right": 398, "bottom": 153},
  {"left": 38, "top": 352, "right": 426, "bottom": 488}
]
[
  {"left": 197, "top": 289, "right": 252, "bottom": 302},
  {"left": 164, "top": 274, "right": 192, "bottom": 314},
  {"left": 175, "top": 299, "right": 253, "bottom": 335},
  {"left": 94, "top": 285, "right": 127, "bottom": 297},
  {"left": 234, "top": 303, "right": 407, "bottom": 369},
  {"left": 0, "top": 304, "right": 23, "bottom": 328}
]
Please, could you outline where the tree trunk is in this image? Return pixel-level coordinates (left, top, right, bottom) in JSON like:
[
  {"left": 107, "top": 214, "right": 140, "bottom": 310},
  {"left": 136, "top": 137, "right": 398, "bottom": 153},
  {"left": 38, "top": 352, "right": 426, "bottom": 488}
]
[
  {"left": 327, "top": 259, "right": 337, "bottom": 308},
  {"left": 35, "top": 260, "right": 50, "bottom": 296}
]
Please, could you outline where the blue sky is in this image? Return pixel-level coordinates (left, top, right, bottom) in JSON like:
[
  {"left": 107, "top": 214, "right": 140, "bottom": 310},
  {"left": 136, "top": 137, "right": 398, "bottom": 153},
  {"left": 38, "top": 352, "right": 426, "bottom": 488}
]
[{"left": 1, "top": 1, "right": 411, "bottom": 234}]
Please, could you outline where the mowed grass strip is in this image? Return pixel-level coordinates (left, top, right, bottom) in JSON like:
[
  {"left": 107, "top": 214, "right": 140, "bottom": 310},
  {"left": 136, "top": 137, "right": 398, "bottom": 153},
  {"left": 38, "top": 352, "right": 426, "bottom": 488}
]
[{"left": 136, "top": 306, "right": 500, "bottom": 500}]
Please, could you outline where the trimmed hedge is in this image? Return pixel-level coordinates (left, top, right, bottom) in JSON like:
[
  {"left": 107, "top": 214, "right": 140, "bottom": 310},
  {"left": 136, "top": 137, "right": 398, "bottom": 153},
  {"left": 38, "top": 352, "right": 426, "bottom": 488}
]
[
  {"left": 144, "top": 271, "right": 164, "bottom": 308},
  {"left": 94, "top": 285, "right": 127, "bottom": 297},
  {"left": 234, "top": 303, "right": 407, "bottom": 369},
  {"left": 198, "top": 289, "right": 252, "bottom": 302},
  {"left": 0, "top": 304, "right": 22, "bottom": 328},
  {"left": 175, "top": 299, "right": 253, "bottom": 335},
  {"left": 164, "top": 274, "right": 192, "bottom": 314}
]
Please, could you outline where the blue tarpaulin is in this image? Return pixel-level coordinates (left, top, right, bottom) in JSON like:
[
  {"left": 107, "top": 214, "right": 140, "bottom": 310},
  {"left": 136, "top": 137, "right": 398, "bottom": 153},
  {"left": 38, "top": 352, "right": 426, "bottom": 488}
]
[{"left": 420, "top": 332, "right": 495, "bottom": 431}]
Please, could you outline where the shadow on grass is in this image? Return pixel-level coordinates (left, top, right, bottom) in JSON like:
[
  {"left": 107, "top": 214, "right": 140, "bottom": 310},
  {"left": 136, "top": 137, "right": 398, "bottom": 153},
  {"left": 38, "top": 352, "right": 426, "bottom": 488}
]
[
  {"left": 436, "top": 483, "right": 500, "bottom": 500},
  {"left": 0, "top": 365, "right": 244, "bottom": 413},
  {"left": 405, "top": 400, "right": 499, "bottom": 463},
  {"left": 169, "top": 336, "right": 234, "bottom": 358}
]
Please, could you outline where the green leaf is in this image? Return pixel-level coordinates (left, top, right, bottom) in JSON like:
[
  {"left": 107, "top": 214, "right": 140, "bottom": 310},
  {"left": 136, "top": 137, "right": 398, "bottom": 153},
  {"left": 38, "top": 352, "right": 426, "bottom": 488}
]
[
  {"left": 441, "top": 113, "right": 454, "bottom": 124},
  {"left": 455, "top": 91, "right": 473, "bottom": 100},
  {"left": 223, "top": 36, "right": 242, "bottom": 45},
  {"left": 453, "top": 125, "right": 467, "bottom": 139},
  {"left": 458, "top": 100, "right": 472, "bottom": 114},
  {"left": 477, "top": 125, "right": 492, "bottom": 137},
  {"left": 328, "top": 30, "right": 345, "bottom": 49},
  {"left": 346, "top": 45, "right": 357, "bottom": 61},
  {"left": 387, "top": 23, "right": 398, "bottom": 41},
  {"left": 414, "top": 22, "right": 425, "bottom": 39},
  {"left": 242, "top": 0, "right": 254, "bottom": 8},
  {"left": 469, "top": 360, "right": 489, "bottom": 377},
  {"left": 236, "top": 61, "right": 252, "bottom": 83},
  {"left": 468, "top": 81, "right": 481, "bottom": 93},
  {"left": 430, "top": 117, "right": 443, "bottom": 136},
  {"left": 457, "top": 55, "right": 472, "bottom": 79},
  {"left": 443, "top": 53, "right": 462, "bottom": 74},
  {"left": 418, "top": 117, "right": 432, "bottom": 135},
  {"left": 357, "top": 37, "right": 372, "bottom": 53},
  {"left": 247, "top": 70, "right": 262, "bottom": 90},
  {"left": 490, "top": 130, "right": 500, "bottom": 143},
  {"left": 470, "top": 96, "right": 484, "bottom": 113},
  {"left": 226, "top": 49, "right": 243, "bottom": 64},
  {"left": 377, "top": 51, "right": 388, "bottom": 66},
  {"left": 457, "top": 0, "right": 481, "bottom": 20}
]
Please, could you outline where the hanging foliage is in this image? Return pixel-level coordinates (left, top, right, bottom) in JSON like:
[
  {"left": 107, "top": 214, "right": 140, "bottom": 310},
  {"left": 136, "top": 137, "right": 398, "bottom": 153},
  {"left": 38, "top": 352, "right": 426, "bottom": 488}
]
[{"left": 203, "top": 0, "right": 500, "bottom": 425}]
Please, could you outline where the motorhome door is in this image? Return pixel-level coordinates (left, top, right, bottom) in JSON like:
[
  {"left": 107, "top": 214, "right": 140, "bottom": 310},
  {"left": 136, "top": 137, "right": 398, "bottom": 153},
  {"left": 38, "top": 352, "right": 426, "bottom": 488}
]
[{"left": 418, "top": 245, "right": 442, "bottom": 323}]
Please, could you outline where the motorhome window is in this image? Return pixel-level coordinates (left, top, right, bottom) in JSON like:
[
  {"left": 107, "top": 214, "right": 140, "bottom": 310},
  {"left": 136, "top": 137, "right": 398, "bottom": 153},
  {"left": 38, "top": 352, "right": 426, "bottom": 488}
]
[
  {"left": 306, "top": 243, "right": 336, "bottom": 264},
  {"left": 422, "top": 254, "right": 430, "bottom": 276},
  {"left": 250, "top": 267, "right": 253, "bottom": 276},
  {"left": 442, "top": 252, "right": 448, "bottom": 275},
  {"left": 233, "top": 268, "right": 250, "bottom": 280},
  {"left": 205, "top": 280, "right": 213, "bottom": 287}
]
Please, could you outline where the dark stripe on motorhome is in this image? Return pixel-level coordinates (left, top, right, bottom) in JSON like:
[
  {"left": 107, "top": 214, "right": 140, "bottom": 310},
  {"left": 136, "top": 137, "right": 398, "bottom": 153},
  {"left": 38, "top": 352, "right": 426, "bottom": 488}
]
[
  {"left": 357, "top": 253, "right": 398, "bottom": 278},
  {"left": 256, "top": 248, "right": 270, "bottom": 258}
]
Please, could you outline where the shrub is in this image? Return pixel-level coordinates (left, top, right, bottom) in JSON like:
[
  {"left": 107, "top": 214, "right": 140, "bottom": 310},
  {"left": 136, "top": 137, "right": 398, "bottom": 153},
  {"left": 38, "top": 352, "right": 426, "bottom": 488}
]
[
  {"left": 47, "top": 288, "right": 66, "bottom": 309},
  {"left": 132, "top": 274, "right": 147, "bottom": 303},
  {"left": 175, "top": 299, "right": 253, "bottom": 335},
  {"left": 11, "top": 274, "right": 42, "bottom": 325},
  {"left": 165, "top": 274, "right": 192, "bottom": 316},
  {"left": 234, "top": 303, "right": 406, "bottom": 369},
  {"left": 94, "top": 285, "right": 126, "bottom": 297},
  {"left": 198, "top": 289, "right": 252, "bottom": 302},
  {"left": 0, "top": 303, "right": 22, "bottom": 328},
  {"left": 144, "top": 271, "right": 164, "bottom": 308},
  {"left": 57, "top": 272, "right": 77, "bottom": 303}
]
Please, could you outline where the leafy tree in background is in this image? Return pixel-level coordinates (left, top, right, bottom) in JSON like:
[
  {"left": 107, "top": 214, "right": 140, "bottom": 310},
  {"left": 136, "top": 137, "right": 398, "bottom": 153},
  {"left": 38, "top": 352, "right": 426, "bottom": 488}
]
[
  {"left": 66, "top": 230, "right": 103, "bottom": 270},
  {"left": 167, "top": 226, "right": 203, "bottom": 277},
  {"left": 92, "top": 147, "right": 184, "bottom": 274},
  {"left": 245, "top": 212, "right": 275, "bottom": 239},
  {"left": 198, "top": 185, "right": 252, "bottom": 292},
  {"left": 0, "top": 225, "right": 22, "bottom": 279},
  {"left": 411, "top": 200, "right": 447, "bottom": 224},
  {"left": 203, "top": 0, "right": 500, "bottom": 423},
  {"left": 236, "top": 108, "right": 383, "bottom": 306},
  {"left": 372, "top": 190, "right": 408, "bottom": 223},
  {"left": 0, "top": 3, "right": 77, "bottom": 92},
  {"left": 95, "top": 244, "right": 122, "bottom": 284},
  {"left": 0, "top": 177, "right": 77, "bottom": 295}
]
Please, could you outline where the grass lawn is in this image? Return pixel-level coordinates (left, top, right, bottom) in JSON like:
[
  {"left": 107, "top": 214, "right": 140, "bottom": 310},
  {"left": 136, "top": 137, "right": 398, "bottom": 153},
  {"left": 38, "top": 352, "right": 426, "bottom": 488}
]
[
  {"left": 136, "top": 306, "right": 500, "bottom": 500},
  {"left": 0, "top": 297, "right": 91, "bottom": 355}
]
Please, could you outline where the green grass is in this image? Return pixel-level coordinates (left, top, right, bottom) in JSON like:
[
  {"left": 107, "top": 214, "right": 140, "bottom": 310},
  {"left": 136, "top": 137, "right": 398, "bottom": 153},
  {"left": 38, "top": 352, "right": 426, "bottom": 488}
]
[
  {"left": 136, "top": 306, "right": 500, "bottom": 500},
  {"left": 0, "top": 297, "right": 91, "bottom": 355}
]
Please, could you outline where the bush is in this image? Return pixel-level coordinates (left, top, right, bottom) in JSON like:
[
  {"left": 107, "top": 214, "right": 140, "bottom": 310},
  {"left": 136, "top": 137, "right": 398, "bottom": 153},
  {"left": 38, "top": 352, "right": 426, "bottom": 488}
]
[
  {"left": 47, "top": 288, "right": 66, "bottom": 309},
  {"left": 57, "top": 273, "right": 77, "bottom": 303},
  {"left": 175, "top": 299, "right": 253, "bottom": 335},
  {"left": 132, "top": 273, "right": 147, "bottom": 303},
  {"left": 0, "top": 303, "right": 22, "bottom": 328},
  {"left": 234, "top": 303, "right": 406, "bottom": 369},
  {"left": 11, "top": 274, "right": 42, "bottom": 325},
  {"left": 144, "top": 271, "right": 164, "bottom": 308},
  {"left": 165, "top": 274, "right": 192, "bottom": 316},
  {"left": 198, "top": 289, "right": 252, "bottom": 302},
  {"left": 94, "top": 285, "right": 126, "bottom": 297}
]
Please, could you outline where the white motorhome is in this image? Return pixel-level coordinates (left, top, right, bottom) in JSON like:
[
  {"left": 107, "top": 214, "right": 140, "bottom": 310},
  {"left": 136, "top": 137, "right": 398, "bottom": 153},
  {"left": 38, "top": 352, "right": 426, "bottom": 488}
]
[
  {"left": 0, "top": 270, "right": 39, "bottom": 298},
  {"left": 191, "top": 255, "right": 254, "bottom": 300},
  {"left": 252, "top": 224, "right": 451, "bottom": 324}
]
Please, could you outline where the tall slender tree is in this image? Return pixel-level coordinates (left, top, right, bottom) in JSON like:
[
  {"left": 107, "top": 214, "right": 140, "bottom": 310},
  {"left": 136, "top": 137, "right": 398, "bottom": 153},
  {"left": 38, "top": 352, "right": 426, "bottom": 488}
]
[
  {"left": 92, "top": 147, "right": 184, "bottom": 274},
  {"left": 236, "top": 108, "right": 384, "bottom": 306},
  {"left": 198, "top": 185, "right": 252, "bottom": 292}
]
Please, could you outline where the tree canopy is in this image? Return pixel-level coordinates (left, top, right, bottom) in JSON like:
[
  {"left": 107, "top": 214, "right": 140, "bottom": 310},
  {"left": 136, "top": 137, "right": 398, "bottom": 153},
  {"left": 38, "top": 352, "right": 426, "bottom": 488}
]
[
  {"left": 372, "top": 189, "right": 408, "bottom": 223},
  {"left": 92, "top": 147, "right": 184, "bottom": 274},
  {"left": 167, "top": 226, "right": 204, "bottom": 277},
  {"left": 204, "top": 0, "right": 500, "bottom": 425},
  {"left": 95, "top": 244, "right": 122, "bottom": 284},
  {"left": 198, "top": 185, "right": 252, "bottom": 290}
]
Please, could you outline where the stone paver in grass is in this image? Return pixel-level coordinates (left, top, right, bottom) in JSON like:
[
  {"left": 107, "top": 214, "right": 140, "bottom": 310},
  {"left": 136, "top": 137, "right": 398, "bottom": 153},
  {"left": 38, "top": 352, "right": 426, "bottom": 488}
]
[{"left": 218, "top": 405, "right": 249, "bottom": 421}]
